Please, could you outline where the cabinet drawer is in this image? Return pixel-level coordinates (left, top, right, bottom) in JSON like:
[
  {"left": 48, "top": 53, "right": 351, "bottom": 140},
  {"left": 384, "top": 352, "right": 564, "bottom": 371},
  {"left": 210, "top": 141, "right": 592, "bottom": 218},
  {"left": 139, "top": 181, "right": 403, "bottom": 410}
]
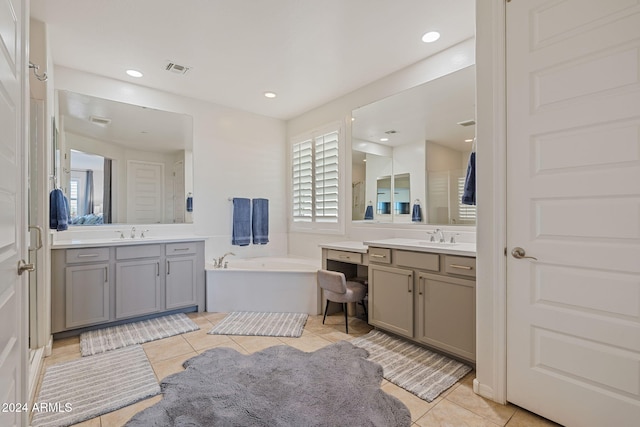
[
  {"left": 395, "top": 250, "right": 440, "bottom": 272},
  {"left": 166, "top": 242, "right": 198, "bottom": 256},
  {"left": 116, "top": 244, "right": 161, "bottom": 260},
  {"left": 368, "top": 247, "right": 391, "bottom": 264},
  {"left": 326, "top": 249, "right": 362, "bottom": 264},
  {"left": 444, "top": 255, "right": 476, "bottom": 277},
  {"left": 66, "top": 247, "right": 109, "bottom": 263}
]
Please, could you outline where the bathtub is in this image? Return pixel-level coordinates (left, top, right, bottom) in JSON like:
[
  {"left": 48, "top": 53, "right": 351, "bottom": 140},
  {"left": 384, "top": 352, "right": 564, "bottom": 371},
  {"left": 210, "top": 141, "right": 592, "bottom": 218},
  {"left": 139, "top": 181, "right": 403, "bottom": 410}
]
[{"left": 206, "top": 257, "right": 321, "bottom": 314}]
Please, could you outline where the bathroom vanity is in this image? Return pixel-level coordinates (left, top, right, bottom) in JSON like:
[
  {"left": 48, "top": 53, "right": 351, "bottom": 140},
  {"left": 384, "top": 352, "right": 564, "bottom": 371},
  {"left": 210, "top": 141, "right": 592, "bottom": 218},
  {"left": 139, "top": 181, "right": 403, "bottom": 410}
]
[
  {"left": 364, "top": 239, "right": 476, "bottom": 363},
  {"left": 51, "top": 237, "right": 205, "bottom": 335}
]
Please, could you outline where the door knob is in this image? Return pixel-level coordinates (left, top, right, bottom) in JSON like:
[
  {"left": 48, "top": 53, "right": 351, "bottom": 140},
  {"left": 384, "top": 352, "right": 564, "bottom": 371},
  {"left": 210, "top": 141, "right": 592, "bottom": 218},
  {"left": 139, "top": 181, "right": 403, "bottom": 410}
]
[
  {"left": 17, "top": 259, "right": 35, "bottom": 275},
  {"left": 511, "top": 247, "right": 537, "bottom": 261}
]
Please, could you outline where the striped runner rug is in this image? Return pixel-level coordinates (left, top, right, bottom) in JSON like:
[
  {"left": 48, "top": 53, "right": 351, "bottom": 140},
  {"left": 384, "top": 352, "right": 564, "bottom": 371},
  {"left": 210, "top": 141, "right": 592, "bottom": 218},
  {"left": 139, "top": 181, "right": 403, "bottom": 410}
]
[
  {"left": 80, "top": 313, "right": 199, "bottom": 356},
  {"left": 208, "top": 312, "right": 308, "bottom": 337},
  {"left": 32, "top": 345, "right": 160, "bottom": 427},
  {"left": 351, "top": 330, "right": 472, "bottom": 402}
]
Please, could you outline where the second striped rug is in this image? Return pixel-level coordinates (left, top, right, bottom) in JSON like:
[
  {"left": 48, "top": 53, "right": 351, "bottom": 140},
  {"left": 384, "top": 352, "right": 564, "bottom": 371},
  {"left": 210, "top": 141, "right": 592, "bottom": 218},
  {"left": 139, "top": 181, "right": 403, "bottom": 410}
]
[
  {"left": 208, "top": 312, "right": 308, "bottom": 337},
  {"left": 351, "top": 330, "right": 472, "bottom": 402}
]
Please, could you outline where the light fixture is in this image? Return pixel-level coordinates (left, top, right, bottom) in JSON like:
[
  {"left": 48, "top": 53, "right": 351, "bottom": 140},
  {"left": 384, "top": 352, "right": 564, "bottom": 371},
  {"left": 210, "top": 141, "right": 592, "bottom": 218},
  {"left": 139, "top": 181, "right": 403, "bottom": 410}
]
[
  {"left": 126, "top": 69, "right": 143, "bottom": 78},
  {"left": 465, "top": 139, "right": 474, "bottom": 143},
  {"left": 380, "top": 137, "right": 389, "bottom": 142},
  {"left": 264, "top": 91, "right": 277, "bottom": 98},
  {"left": 421, "top": 31, "right": 440, "bottom": 43}
]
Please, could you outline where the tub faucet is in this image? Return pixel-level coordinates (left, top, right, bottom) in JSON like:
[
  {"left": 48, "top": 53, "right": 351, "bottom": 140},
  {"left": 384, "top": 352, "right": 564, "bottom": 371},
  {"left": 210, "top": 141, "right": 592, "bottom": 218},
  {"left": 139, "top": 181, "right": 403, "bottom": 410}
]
[
  {"left": 130, "top": 226, "right": 136, "bottom": 239},
  {"left": 215, "top": 252, "right": 235, "bottom": 268}
]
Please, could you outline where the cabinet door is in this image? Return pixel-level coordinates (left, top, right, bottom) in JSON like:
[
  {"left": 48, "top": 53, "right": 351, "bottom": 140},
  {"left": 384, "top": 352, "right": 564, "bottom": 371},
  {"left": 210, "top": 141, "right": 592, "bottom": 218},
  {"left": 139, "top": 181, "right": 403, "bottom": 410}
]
[
  {"left": 65, "top": 263, "right": 110, "bottom": 328},
  {"left": 368, "top": 264, "right": 414, "bottom": 337},
  {"left": 165, "top": 255, "right": 197, "bottom": 309},
  {"left": 416, "top": 272, "right": 475, "bottom": 361},
  {"left": 115, "top": 259, "right": 162, "bottom": 319}
]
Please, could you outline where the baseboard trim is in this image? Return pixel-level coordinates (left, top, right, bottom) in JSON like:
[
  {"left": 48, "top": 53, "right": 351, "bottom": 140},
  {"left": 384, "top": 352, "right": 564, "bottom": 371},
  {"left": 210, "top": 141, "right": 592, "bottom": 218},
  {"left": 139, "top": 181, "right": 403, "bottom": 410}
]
[{"left": 473, "top": 378, "right": 498, "bottom": 402}]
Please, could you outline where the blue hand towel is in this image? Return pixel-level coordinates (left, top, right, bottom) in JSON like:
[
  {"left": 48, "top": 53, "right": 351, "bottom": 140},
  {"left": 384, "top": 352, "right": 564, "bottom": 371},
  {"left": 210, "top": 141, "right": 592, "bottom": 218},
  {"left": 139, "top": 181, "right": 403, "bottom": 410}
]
[
  {"left": 49, "top": 188, "right": 70, "bottom": 231},
  {"left": 252, "top": 198, "right": 269, "bottom": 245},
  {"left": 411, "top": 203, "right": 422, "bottom": 222},
  {"left": 364, "top": 205, "right": 374, "bottom": 220},
  {"left": 232, "top": 198, "right": 251, "bottom": 246},
  {"left": 462, "top": 152, "right": 476, "bottom": 206}
]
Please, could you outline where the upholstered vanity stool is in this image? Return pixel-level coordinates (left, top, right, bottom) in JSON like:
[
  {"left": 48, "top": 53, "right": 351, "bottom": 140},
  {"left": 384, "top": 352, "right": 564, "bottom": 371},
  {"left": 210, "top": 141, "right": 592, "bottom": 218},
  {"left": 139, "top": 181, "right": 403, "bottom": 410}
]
[{"left": 317, "top": 269, "right": 367, "bottom": 334}]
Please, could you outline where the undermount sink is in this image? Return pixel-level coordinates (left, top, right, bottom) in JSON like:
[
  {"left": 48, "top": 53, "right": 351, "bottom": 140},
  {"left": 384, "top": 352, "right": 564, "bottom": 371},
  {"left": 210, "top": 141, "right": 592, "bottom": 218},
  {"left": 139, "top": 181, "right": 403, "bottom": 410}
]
[{"left": 417, "top": 241, "right": 458, "bottom": 247}]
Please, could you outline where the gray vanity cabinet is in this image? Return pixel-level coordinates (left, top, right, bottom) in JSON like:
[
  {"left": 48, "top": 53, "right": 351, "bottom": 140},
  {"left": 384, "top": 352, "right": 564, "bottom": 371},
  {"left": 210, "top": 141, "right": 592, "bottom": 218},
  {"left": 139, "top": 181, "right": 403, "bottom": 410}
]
[
  {"left": 51, "top": 239, "right": 205, "bottom": 334},
  {"left": 115, "top": 244, "right": 162, "bottom": 319},
  {"left": 368, "top": 264, "right": 414, "bottom": 337},
  {"left": 165, "top": 242, "right": 198, "bottom": 309},
  {"left": 368, "top": 247, "right": 476, "bottom": 362},
  {"left": 65, "top": 262, "right": 110, "bottom": 328}
]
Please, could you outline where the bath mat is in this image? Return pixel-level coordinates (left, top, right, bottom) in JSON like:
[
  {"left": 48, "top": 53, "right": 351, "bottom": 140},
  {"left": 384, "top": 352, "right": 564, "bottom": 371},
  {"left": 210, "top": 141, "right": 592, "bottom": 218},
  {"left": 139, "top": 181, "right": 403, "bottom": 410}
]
[
  {"left": 80, "top": 313, "right": 199, "bottom": 356},
  {"left": 208, "top": 311, "right": 308, "bottom": 337},
  {"left": 125, "top": 341, "right": 410, "bottom": 426},
  {"left": 351, "top": 330, "right": 472, "bottom": 402},
  {"left": 32, "top": 345, "right": 160, "bottom": 427}
]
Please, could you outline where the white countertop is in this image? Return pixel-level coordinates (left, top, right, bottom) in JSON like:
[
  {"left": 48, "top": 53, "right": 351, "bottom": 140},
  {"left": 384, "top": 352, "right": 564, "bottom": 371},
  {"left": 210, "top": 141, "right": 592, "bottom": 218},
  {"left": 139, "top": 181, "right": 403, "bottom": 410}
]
[
  {"left": 51, "top": 235, "right": 206, "bottom": 249},
  {"left": 319, "top": 241, "right": 369, "bottom": 253},
  {"left": 363, "top": 238, "right": 476, "bottom": 256}
]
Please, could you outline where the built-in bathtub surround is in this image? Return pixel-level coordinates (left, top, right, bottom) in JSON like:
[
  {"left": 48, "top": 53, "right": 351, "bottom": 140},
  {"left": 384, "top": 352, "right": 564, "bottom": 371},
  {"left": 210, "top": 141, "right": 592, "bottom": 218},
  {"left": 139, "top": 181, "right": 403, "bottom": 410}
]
[{"left": 206, "top": 257, "right": 321, "bottom": 314}]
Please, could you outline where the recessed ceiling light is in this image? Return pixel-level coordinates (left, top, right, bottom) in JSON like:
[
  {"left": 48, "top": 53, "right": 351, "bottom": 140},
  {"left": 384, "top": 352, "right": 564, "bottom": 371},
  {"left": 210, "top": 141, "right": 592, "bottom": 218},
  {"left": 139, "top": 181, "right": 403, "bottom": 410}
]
[
  {"left": 380, "top": 137, "right": 389, "bottom": 142},
  {"left": 422, "top": 31, "right": 441, "bottom": 43},
  {"left": 126, "top": 69, "right": 143, "bottom": 78},
  {"left": 264, "top": 91, "right": 277, "bottom": 98}
]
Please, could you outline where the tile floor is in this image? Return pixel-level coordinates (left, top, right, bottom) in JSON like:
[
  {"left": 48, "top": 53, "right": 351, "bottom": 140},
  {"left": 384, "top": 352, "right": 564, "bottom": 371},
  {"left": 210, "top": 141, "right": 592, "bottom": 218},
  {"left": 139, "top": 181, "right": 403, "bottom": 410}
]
[{"left": 36, "top": 312, "right": 561, "bottom": 427}]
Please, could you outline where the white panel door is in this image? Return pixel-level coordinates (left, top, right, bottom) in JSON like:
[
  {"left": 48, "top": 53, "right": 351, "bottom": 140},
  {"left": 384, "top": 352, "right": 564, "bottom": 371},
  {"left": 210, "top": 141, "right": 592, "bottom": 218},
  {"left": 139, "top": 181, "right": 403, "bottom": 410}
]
[
  {"left": 126, "top": 160, "right": 164, "bottom": 224},
  {"left": 506, "top": 1, "right": 640, "bottom": 426},
  {"left": 0, "top": 0, "right": 27, "bottom": 426}
]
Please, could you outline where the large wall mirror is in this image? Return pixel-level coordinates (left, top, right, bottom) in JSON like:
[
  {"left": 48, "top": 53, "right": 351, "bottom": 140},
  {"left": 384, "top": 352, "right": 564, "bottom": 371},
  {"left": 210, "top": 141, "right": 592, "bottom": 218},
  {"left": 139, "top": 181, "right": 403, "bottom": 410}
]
[
  {"left": 57, "top": 90, "right": 194, "bottom": 225},
  {"left": 352, "top": 65, "right": 476, "bottom": 225}
]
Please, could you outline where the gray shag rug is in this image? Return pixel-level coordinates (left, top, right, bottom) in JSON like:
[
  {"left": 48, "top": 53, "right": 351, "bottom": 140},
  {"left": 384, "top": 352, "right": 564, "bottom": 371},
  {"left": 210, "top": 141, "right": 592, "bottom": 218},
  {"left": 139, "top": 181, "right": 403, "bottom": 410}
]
[{"left": 126, "top": 341, "right": 411, "bottom": 427}]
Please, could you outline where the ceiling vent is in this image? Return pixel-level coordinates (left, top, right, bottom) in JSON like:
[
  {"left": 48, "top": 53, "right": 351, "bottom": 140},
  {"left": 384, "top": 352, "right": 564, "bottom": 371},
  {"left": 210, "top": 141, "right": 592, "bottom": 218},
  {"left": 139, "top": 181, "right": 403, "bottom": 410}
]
[
  {"left": 457, "top": 119, "right": 476, "bottom": 127},
  {"left": 164, "top": 61, "right": 191, "bottom": 75},
  {"left": 89, "top": 115, "right": 111, "bottom": 126},
  {"left": 385, "top": 130, "right": 398, "bottom": 134}
]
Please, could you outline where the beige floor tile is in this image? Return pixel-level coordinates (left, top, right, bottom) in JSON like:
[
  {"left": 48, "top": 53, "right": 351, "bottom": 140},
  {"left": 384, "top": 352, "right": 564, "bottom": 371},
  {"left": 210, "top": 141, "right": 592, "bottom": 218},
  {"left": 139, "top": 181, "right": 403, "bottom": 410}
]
[
  {"left": 100, "top": 394, "right": 162, "bottom": 426},
  {"left": 203, "top": 311, "right": 228, "bottom": 324},
  {"left": 415, "top": 399, "right": 502, "bottom": 427},
  {"left": 283, "top": 334, "right": 333, "bottom": 352},
  {"left": 184, "top": 313, "right": 214, "bottom": 329},
  {"left": 142, "top": 335, "right": 194, "bottom": 363},
  {"left": 382, "top": 382, "right": 439, "bottom": 422},
  {"left": 51, "top": 336, "right": 81, "bottom": 355},
  {"left": 445, "top": 379, "right": 517, "bottom": 425},
  {"left": 152, "top": 351, "right": 198, "bottom": 381},
  {"left": 182, "top": 328, "right": 235, "bottom": 351},
  {"left": 197, "top": 341, "right": 248, "bottom": 355},
  {"left": 230, "top": 335, "right": 285, "bottom": 353},
  {"left": 43, "top": 350, "right": 82, "bottom": 369},
  {"left": 506, "top": 408, "right": 563, "bottom": 427}
]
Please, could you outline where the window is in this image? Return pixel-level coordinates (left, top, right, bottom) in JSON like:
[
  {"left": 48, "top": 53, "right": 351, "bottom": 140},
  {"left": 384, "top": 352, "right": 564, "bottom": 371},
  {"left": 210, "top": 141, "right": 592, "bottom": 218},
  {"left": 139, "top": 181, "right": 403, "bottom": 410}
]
[
  {"left": 69, "top": 179, "right": 79, "bottom": 217},
  {"left": 291, "top": 126, "right": 341, "bottom": 230}
]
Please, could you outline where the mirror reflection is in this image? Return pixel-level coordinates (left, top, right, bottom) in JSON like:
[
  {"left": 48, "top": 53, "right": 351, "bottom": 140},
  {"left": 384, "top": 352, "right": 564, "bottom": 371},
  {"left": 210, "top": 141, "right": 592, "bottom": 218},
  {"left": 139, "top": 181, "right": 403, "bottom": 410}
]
[
  {"left": 351, "top": 65, "right": 476, "bottom": 225},
  {"left": 57, "top": 91, "right": 194, "bottom": 225}
]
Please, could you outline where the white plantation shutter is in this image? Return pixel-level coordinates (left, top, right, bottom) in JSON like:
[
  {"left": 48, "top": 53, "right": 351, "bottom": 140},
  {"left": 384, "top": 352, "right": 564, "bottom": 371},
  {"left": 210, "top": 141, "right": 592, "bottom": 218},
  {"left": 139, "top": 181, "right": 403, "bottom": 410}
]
[
  {"left": 292, "top": 139, "right": 313, "bottom": 222},
  {"left": 457, "top": 176, "right": 476, "bottom": 224},
  {"left": 291, "top": 126, "right": 341, "bottom": 229},
  {"left": 314, "top": 131, "right": 339, "bottom": 222}
]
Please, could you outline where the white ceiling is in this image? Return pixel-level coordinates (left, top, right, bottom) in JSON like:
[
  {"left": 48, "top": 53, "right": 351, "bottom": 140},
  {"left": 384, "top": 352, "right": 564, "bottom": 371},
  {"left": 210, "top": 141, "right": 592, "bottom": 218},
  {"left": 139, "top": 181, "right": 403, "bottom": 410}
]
[{"left": 31, "top": 0, "right": 475, "bottom": 120}]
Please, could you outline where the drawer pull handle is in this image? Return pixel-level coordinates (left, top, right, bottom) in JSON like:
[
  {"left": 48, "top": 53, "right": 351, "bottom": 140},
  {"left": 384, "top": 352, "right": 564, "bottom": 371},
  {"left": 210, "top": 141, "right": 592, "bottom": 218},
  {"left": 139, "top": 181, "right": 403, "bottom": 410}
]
[
  {"left": 78, "top": 253, "right": 100, "bottom": 258},
  {"left": 370, "top": 254, "right": 387, "bottom": 259},
  {"left": 173, "top": 248, "right": 190, "bottom": 251},
  {"left": 450, "top": 264, "right": 473, "bottom": 270},
  {"left": 339, "top": 255, "right": 349, "bottom": 259}
]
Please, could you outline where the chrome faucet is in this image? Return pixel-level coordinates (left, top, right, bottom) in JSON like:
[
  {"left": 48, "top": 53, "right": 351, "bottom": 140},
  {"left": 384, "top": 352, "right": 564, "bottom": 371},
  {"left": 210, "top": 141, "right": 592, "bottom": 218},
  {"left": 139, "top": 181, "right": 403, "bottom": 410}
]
[
  {"left": 130, "top": 226, "right": 136, "bottom": 239},
  {"left": 140, "top": 229, "right": 149, "bottom": 238},
  {"left": 428, "top": 228, "right": 446, "bottom": 243},
  {"left": 215, "top": 252, "right": 235, "bottom": 268}
]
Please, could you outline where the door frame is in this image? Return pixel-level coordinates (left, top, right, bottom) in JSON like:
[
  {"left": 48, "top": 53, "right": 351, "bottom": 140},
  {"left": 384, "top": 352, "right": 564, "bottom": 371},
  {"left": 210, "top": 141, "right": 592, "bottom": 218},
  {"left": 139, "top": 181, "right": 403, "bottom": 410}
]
[{"left": 474, "top": 0, "right": 508, "bottom": 404}]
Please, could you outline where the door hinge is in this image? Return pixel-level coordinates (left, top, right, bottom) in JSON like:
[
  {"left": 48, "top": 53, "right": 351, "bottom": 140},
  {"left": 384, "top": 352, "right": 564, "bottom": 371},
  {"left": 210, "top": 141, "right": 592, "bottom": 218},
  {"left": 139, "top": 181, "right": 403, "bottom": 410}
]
[{"left": 504, "top": 247, "right": 507, "bottom": 256}]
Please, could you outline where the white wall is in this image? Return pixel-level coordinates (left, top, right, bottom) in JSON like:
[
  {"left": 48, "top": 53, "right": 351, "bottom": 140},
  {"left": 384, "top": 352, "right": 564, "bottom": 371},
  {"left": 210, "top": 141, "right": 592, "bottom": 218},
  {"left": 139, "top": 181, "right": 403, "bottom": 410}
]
[
  {"left": 286, "top": 38, "right": 476, "bottom": 259},
  {"left": 53, "top": 67, "right": 288, "bottom": 261}
]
